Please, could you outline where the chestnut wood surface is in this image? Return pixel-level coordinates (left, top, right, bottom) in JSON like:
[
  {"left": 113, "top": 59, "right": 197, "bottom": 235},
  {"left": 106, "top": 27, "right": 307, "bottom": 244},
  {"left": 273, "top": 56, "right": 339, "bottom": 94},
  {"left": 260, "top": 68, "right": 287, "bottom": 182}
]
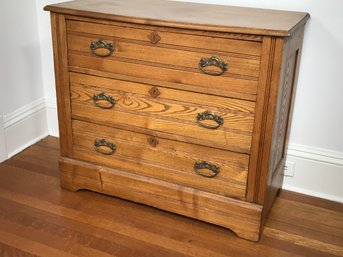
[
  {"left": 69, "top": 66, "right": 258, "bottom": 101},
  {"left": 67, "top": 19, "right": 263, "bottom": 57},
  {"left": 45, "top": 1, "right": 310, "bottom": 241},
  {"left": 71, "top": 83, "right": 254, "bottom": 133},
  {"left": 60, "top": 157, "right": 261, "bottom": 240},
  {"left": 0, "top": 137, "right": 342, "bottom": 257},
  {"left": 68, "top": 54, "right": 258, "bottom": 98},
  {"left": 67, "top": 34, "right": 261, "bottom": 78},
  {"left": 51, "top": 13, "right": 73, "bottom": 157},
  {"left": 71, "top": 120, "right": 249, "bottom": 199},
  {"left": 44, "top": 0, "right": 309, "bottom": 37},
  {"left": 70, "top": 73, "right": 254, "bottom": 153},
  {"left": 70, "top": 72, "right": 256, "bottom": 113}
]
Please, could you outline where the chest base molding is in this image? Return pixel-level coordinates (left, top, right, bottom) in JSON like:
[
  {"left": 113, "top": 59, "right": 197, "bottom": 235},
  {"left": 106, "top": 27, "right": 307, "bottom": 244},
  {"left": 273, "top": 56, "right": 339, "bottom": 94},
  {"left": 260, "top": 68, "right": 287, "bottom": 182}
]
[{"left": 59, "top": 157, "right": 263, "bottom": 241}]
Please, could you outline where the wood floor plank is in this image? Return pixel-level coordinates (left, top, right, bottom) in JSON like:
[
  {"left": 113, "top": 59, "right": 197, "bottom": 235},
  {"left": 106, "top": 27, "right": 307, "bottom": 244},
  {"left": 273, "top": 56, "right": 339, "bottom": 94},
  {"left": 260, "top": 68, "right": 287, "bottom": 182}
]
[
  {"left": 0, "top": 196, "right": 189, "bottom": 257},
  {"left": 35, "top": 136, "right": 60, "bottom": 150},
  {"left": 0, "top": 136, "right": 342, "bottom": 257},
  {"left": 263, "top": 227, "right": 343, "bottom": 257},
  {"left": 266, "top": 218, "right": 343, "bottom": 248},
  {"left": 269, "top": 199, "right": 343, "bottom": 239},
  {"left": 0, "top": 165, "right": 299, "bottom": 257},
  {"left": 259, "top": 236, "right": 341, "bottom": 257},
  {"left": 0, "top": 230, "right": 79, "bottom": 257},
  {"left": 0, "top": 241, "right": 41, "bottom": 257},
  {"left": 279, "top": 190, "right": 343, "bottom": 213}
]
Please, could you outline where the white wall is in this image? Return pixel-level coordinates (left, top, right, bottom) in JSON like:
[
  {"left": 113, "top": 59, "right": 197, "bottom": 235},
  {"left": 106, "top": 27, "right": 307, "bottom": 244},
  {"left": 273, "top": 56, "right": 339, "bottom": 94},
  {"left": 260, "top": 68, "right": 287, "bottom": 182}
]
[
  {"left": 35, "top": 0, "right": 66, "bottom": 136},
  {"left": 0, "top": 0, "right": 48, "bottom": 158},
  {"left": 0, "top": 0, "right": 44, "bottom": 114}
]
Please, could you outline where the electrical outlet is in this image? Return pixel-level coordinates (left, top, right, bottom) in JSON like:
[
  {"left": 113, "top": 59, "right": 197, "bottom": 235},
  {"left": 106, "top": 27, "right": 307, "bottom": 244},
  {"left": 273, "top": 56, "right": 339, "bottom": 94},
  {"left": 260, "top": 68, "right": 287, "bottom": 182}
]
[{"left": 284, "top": 161, "right": 295, "bottom": 177}]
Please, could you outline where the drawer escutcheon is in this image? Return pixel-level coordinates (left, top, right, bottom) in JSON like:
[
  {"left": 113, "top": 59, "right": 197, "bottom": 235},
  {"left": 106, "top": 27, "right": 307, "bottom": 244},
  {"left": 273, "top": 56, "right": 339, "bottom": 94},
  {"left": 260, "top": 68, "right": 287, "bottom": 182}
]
[
  {"left": 149, "top": 86, "right": 161, "bottom": 98},
  {"left": 148, "top": 31, "right": 161, "bottom": 44},
  {"left": 147, "top": 136, "right": 159, "bottom": 147}
]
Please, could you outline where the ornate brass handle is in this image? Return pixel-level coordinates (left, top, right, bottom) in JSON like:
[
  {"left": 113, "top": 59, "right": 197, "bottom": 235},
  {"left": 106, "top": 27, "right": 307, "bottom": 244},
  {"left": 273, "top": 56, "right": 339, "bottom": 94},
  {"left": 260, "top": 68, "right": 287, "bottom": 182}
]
[
  {"left": 94, "top": 139, "right": 116, "bottom": 155},
  {"left": 93, "top": 93, "right": 116, "bottom": 109},
  {"left": 196, "top": 111, "right": 224, "bottom": 129},
  {"left": 194, "top": 161, "right": 220, "bottom": 178},
  {"left": 199, "top": 56, "right": 228, "bottom": 76},
  {"left": 90, "top": 40, "right": 115, "bottom": 57}
]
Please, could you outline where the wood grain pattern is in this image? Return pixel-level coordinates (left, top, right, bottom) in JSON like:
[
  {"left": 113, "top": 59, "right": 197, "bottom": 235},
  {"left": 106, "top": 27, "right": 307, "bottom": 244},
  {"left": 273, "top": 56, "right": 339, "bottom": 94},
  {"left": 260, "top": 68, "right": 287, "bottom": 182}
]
[
  {"left": 69, "top": 66, "right": 258, "bottom": 101},
  {"left": 70, "top": 74, "right": 254, "bottom": 153},
  {"left": 70, "top": 81, "right": 254, "bottom": 133},
  {"left": 44, "top": 0, "right": 309, "bottom": 37},
  {"left": 59, "top": 157, "right": 262, "bottom": 241},
  {"left": 67, "top": 33, "right": 261, "bottom": 78},
  {"left": 71, "top": 102, "right": 252, "bottom": 154},
  {"left": 66, "top": 15, "right": 264, "bottom": 42},
  {"left": 72, "top": 120, "right": 249, "bottom": 199},
  {"left": 67, "top": 19, "right": 262, "bottom": 56},
  {"left": 68, "top": 54, "right": 258, "bottom": 99},
  {"left": 70, "top": 72, "right": 256, "bottom": 113},
  {"left": 260, "top": 27, "right": 306, "bottom": 227},
  {"left": 0, "top": 137, "right": 342, "bottom": 257},
  {"left": 245, "top": 36, "right": 274, "bottom": 202},
  {"left": 45, "top": 0, "right": 310, "bottom": 241},
  {"left": 50, "top": 13, "right": 73, "bottom": 157},
  {"left": 246, "top": 25, "right": 305, "bottom": 207}
]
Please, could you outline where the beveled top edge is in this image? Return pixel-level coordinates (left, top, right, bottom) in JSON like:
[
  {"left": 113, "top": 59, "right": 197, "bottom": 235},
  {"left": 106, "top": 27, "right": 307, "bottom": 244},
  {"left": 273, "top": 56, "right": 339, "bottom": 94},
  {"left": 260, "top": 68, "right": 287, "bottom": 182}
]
[{"left": 44, "top": 0, "right": 310, "bottom": 37}]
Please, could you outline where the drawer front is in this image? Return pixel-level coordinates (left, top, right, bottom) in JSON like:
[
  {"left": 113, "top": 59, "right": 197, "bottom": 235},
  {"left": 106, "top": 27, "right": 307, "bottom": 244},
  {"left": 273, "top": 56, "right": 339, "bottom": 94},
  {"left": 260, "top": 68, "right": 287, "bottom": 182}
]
[
  {"left": 66, "top": 20, "right": 262, "bottom": 56},
  {"left": 72, "top": 120, "right": 249, "bottom": 199},
  {"left": 70, "top": 73, "right": 255, "bottom": 154},
  {"left": 68, "top": 34, "right": 261, "bottom": 78},
  {"left": 66, "top": 19, "right": 261, "bottom": 100}
]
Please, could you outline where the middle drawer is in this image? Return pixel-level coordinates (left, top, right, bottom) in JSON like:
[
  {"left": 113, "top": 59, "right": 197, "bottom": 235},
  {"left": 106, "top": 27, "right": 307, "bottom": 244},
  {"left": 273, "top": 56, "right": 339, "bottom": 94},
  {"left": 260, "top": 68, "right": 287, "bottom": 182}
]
[{"left": 70, "top": 72, "right": 256, "bottom": 154}]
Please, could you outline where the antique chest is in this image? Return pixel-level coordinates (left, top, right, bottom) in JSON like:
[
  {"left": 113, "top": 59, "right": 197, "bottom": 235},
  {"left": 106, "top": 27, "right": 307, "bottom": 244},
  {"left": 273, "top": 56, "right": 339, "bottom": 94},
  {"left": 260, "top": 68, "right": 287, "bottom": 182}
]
[{"left": 44, "top": 0, "right": 309, "bottom": 241}]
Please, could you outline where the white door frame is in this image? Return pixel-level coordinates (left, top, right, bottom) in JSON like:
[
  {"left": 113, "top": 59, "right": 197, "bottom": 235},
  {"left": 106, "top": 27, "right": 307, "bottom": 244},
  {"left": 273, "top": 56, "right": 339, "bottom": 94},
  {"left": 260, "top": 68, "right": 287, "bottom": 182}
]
[{"left": 0, "top": 114, "right": 7, "bottom": 162}]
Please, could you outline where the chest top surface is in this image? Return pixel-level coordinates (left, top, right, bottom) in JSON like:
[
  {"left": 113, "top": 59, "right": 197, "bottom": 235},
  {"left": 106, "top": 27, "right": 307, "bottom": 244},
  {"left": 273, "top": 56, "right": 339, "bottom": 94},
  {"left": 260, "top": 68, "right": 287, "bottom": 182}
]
[{"left": 44, "top": 0, "right": 309, "bottom": 37}]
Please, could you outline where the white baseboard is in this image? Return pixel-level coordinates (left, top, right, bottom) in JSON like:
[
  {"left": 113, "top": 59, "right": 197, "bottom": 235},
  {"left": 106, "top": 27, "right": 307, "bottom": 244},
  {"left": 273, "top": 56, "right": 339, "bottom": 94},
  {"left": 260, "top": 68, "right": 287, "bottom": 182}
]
[
  {"left": 46, "top": 97, "right": 59, "bottom": 137},
  {"left": 2, "top": 98, "right": 49, "bottom": 158},
  {"left": 283, "top": 144, "right": 343, "bottom": 203},
  {"left": 0, "top": 115, "right": 7, "bottom": 162}
]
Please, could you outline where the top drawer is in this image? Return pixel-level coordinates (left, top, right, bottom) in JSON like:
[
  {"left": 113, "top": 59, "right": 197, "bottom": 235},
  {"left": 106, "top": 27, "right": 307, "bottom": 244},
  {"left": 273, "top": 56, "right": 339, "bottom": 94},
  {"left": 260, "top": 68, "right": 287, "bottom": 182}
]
[
  {"left": 66, "top": 19, "right": 262, "bottom": 100},
  {"left": 66, "top": 19, "right": 262, "bottom": 56}
]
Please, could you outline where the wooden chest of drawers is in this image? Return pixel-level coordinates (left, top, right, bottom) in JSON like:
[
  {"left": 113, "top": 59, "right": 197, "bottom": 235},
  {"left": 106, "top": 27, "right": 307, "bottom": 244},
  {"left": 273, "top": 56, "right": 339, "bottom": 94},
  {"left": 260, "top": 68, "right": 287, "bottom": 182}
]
[{"left": 45, "top": 0, "right": 309, "bottom": 241}]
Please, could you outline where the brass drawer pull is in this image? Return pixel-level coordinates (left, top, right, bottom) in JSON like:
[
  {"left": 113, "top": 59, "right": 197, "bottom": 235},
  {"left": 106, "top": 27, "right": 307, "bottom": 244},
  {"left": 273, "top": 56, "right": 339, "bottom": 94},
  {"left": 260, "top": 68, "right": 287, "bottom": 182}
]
[
  {"left": 90, "top": 40, "right": 115, "bottom": 57},
  {"left": 94, "top": 139, "right": 116, "bottom": 155},
  {"left": 196, "top": 111, "right": 224, "bottom": 129},
  {"left": 199, "top": 56, "right": 228, "bottom": 76},
  {"left": 194, "top": 161, "right": 220, "bottom": 178},
  {"left": 93, "top": 93, "right": 116, "bottom": 109}
]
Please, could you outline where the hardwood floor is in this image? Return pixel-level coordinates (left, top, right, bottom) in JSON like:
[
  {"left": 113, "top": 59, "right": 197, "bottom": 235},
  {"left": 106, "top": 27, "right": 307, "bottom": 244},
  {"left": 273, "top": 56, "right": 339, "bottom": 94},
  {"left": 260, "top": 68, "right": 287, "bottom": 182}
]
[{"left": 0, "top": 136, "right": 342, "bottom": 257}]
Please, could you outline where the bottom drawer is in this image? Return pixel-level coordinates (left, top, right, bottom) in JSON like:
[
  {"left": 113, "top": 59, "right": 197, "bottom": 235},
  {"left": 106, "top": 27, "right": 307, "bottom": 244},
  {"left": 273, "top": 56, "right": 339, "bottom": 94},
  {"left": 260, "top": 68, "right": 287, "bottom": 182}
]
[{"left": 71, "top": 120, "right": 249, "bottom": 199}]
